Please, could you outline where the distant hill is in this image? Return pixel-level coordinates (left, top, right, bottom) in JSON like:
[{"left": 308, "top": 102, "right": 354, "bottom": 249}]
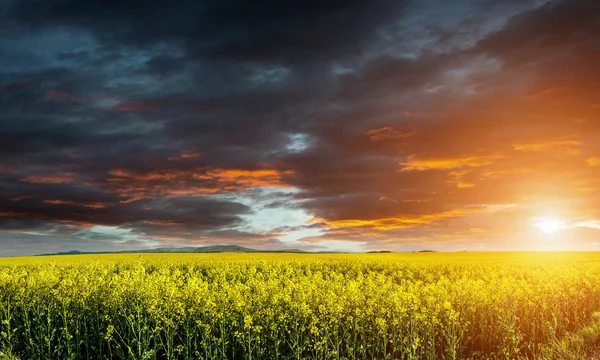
[
  {"left": 37, "top": 245, "right": 314, "bottom": 256},
  {"left": 139, "top": 245, "right": 262, "bottom": 253},
  {"left": 51, "top": 250, "right": 86, "bottom": 255}
]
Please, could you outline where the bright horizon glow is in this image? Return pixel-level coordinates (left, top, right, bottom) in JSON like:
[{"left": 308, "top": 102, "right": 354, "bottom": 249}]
[{"left": 533, "top": 216, "right": 568, "bottom": 234}]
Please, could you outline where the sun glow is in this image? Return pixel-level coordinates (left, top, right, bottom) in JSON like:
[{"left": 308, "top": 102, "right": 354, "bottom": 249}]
[{"left": 533, "top": 216, "right": 567, "bottom": 234}]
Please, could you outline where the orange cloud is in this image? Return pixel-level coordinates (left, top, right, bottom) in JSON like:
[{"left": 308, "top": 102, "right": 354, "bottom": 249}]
[
  {"left": 108, "top": 169, "right": 188, "bottom": 181},
  {"left": 108, "top": 168, "right": 293, "bottom": 187},
  {"left": 20, "top": 172, "right": 76, "bottom": 184},
  {"left": 141, "top": 220, "right": 183, "bottom": 226},
  {"left": 366, "top": 126, "right": 416, "bottom": 142},
  {"left": 402, "top": 153, "right": 504, "bottom": 171},
  {"left": 45, "top": 200, "right": 107, "bottom": 209},
  {"left": 104, "top": 168, "right": 295, "bottom": 202},
  {"left": 319, "top": 208, "right": 485, "bottom": 231},
  {"left": 167, "top": 150, "right": 203, "bottom": 161},
  {"left": 180, "top": 150, "right": 202, "bottom": 159},
  {"left": 0, "top": 212, "right": 22, "bottom": 217},
  {"left": 512, "top": 138, "right": 581, "bottom": 155},
  {"left": 206, "top": 169, "right": 295, "bottom": 188},
  {"left": 482, "top": 168, "right": 535, "bottom": 180},
  {"left": 587, "top": 157, "right": 600, "bottom": 167},
  {"left": 448, "top": 170, "right": 475, "bottom": 189}
]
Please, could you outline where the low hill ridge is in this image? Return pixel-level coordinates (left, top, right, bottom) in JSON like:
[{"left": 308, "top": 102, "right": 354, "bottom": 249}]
[{"left": 38, "top": 245, "right": 318, "bottom": 256}]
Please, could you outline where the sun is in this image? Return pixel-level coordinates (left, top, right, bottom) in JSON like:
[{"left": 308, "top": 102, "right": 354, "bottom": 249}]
[{"left": 533, "top": 216, "right": 567, "bottom": 234}]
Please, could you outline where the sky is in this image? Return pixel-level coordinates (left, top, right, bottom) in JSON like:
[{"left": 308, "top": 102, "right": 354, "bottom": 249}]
[{"left": 1, "top": 0, "right": 600, "bottom": 256}]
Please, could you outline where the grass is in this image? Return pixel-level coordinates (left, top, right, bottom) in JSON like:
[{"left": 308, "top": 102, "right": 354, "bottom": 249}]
[
  {"left": 0, "top": 350, "right": 19, "bottom": 360},
  {"left": 535, "top": 312, "right": 600, "bottom": 359}
]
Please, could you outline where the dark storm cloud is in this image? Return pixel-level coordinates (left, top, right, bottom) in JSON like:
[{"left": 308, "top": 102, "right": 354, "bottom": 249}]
[
  {"left": 0, "top": 192, "right": 251, "bottom": 229},
  {"left": 1, "top": 0, "right": 411, "bottom": 244},
  {"left": 474, "top": 0, "right": 600, "bottom": 65},
  {"left": 2, "top": 0, "right": 598, "bottom": 254},
  {"left": 10, "top": 0, "right": 408, "bottom": 65}
]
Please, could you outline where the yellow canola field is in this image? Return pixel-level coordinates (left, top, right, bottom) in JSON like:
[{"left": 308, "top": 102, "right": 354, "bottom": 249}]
[{"left": 1, "top": 252, "right": 600, "bottom": 359}]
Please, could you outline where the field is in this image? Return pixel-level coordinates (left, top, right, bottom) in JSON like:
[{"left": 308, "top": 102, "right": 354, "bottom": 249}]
[{"left": 2, "top": 252, "right": 600, "bottom": 359}]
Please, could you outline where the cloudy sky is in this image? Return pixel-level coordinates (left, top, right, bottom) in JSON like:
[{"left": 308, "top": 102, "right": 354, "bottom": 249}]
[{"left": 1, "top": 0, "right": 599, "bottom": 255}]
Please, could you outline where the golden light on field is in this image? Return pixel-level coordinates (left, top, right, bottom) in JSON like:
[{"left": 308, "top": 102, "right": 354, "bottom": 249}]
[
  {"left": 3, "top": 253, "right": 600, "bottom": 359},
  {"left": 533, "top": 216, "right": 567, "bottom": 234}
]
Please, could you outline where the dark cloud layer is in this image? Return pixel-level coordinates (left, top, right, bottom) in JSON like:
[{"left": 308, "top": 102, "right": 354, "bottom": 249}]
[
  {"left": 12, "top": 0, "right": 408, "bottom": 65},
  {"left": 1, "top": 0, "right": 600, "bottom": 255}
]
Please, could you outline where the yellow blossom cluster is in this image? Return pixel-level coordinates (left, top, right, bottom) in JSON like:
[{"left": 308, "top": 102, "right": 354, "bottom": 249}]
[{"left": 1, "top": 252, "right": 600, "bottom": 359}]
